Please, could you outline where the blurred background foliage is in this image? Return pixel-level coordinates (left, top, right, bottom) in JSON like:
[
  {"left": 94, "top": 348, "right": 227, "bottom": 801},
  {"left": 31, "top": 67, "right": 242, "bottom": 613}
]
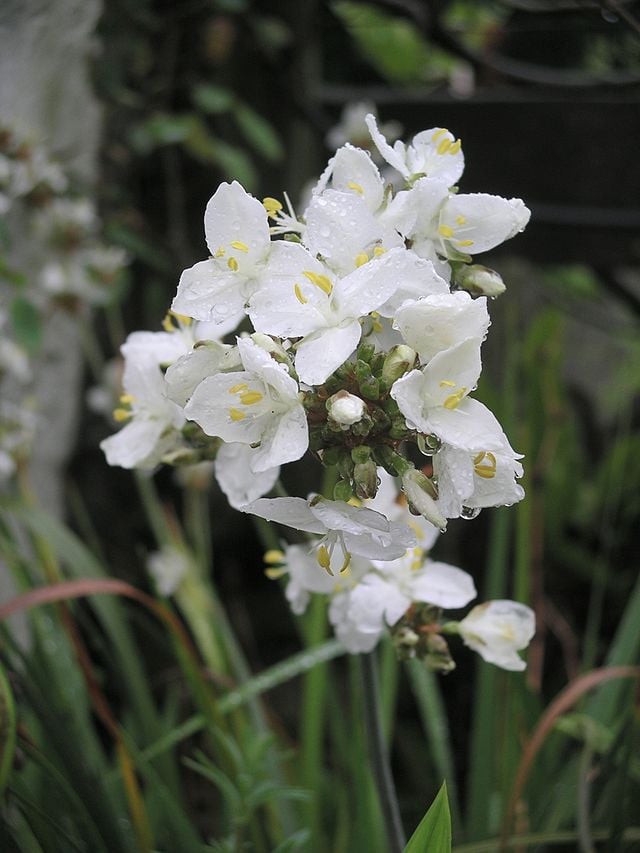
[{"left": 2, "top": 0, "right": 640, "bottom": 850}]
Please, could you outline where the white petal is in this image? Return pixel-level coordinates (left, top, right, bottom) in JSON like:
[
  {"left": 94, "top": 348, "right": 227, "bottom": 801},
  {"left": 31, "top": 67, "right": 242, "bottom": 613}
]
[
  {"left": 422, "top": 337, "right": 483, "bottom": 407},
  {"left": 184, "top": 372, "right": 264, "bottom": 444},
  {"left": 165, "top": 343, "right": 231, "bottom": 406},
  {"left": 240, "top": 497, "right": 327, "bottom": 535},
  {"left": 251, "top": 403, "right": 309, "bottom": 471},
  {"left": 214, "top": 443, "right": 279, "bottom": 509},
  {"left": 321, "top": 144, "right": 385, "bottom": 211},
  {"left": 427, "top": 398, "right": 511, "bottom": 452},
  {"left": 172, "top": 259, "right": 247, "bottom": 323},
  {"left": 410, "top": 561, "right": 476, "bottom": 609},
  {"left": 237, "top": 337, "right": 299, "bottom": 401},
  {"left": 204, "top": 181, "right": 270, "bottom": 266},
  {"left": 365, "top": 113, "right": 410, "bottom": 177},
  {"left": 432, "top": 446, "right": 475, "bottom": 518},
  {"left": 122, "top": 330, "right": 187, "bottom": 366},
  {"left": 374, "top": 252, "right": 449, "bottom": 318},
  {"left": 441, "top": 194, "right": 530, "bottom": 254},
  {"left": 394, "top": 293, "right": 490, "bottom": 363},
  {"left": 407, "top": 128, "right": 465, "bottom": 186},
  {"left": 294, "top": 320, "right": 362, "bottom": 385},
  {"left": 101, "top": 417, "right": 170, "bottom": 469}
]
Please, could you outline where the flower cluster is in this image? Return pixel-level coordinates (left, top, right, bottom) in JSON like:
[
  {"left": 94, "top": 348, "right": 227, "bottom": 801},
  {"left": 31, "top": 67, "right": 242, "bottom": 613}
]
[{"left": 102, "top": 115, "right": 535, "bottom": 670}]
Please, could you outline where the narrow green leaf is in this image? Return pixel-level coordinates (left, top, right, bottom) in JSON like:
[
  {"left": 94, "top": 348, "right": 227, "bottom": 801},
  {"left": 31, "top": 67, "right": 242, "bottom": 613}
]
[
  {"left": 405, "top": 782, "right": 452, "bottom": 853},
  {"left": 0, "top": 661, "right": 16, "bottom": 796},
  {"left": 192, "top": 83, "right": 234, "bottom": 114},
  {"left": 234, "top": 103, "right": 283, "bottom": 162}
]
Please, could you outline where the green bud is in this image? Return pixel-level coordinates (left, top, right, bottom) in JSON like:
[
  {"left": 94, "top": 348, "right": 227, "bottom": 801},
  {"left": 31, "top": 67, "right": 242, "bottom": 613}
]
[
  {"left": 354, "top": 359, "right": 372, "bottom": 383},
  {"left": 356, "top": 340, "right": 375, "bottom": 363},
  {"left": 457, "top": 264, "right": 506, "bottom": 297},
  {"left": 374, "top": 446, "right": 413, "bottom": 477},
  {"left": 321, "top": 446, "right": 341, "bottom": 466},
  {"left": 359, "top": 377, "right": 380, "bottom": 400},
  {"left": 333, "top": 479, "right": 354, "bottom": 502},
  {"left": 381, "top": 345, "right": 417, "bottom": 384},
  {"left": 353, "top": 459, "right": 379, "bottom": 499},
  {"left": 351, "top": 445, "right": 371, "bottom": 465},
  {"left": 401, "top": 468, "right": 447, "bottom": 532},
  {"left": 422, "top": 634, "right": 456, "bottom": 674}
]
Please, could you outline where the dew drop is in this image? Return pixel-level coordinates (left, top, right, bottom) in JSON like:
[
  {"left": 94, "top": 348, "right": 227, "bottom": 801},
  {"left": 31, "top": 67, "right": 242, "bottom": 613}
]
[{"left": 460, "top": 505, "right": 481, "bottom": 520}]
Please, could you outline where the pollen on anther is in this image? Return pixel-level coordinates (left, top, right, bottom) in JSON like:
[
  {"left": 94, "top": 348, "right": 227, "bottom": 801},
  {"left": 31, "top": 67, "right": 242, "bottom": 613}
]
[
  {"left": 229, "top": 383, "right": 249, "bottom": 394},
  {"left": 303, "top": 270, "right": 333, "bottom": 294},
  {"left": 264, "top": 549, "right": 285, "bottom": 565},
  {"left": 449, "top": 139, "right": 462, "bottom": 155},
  {"left": 229, "top": 407, "right": 246, "bottom": 422},
  {"left": 355, "top": 252, "right": 369, "bottom": 268},
  {"left": 294, "top": 283, "right": 308, "bottom": 304},
  {"left": 432, "top": 128, "right": 448, "bottom": 142},
  {"left": 455, "top": 215, "right": 466, "bottom": 225},
  {"left": 227, "top": 257, "right": 239, "bottom": 271},
  {"left": 230, "top": 240, "right": 249, "bottom": 253},
  {"left": 347, "top": 181, "right": 364, "bottom": 195},
  {"left": 438, "top": 224, "right": 454, "bottom": 238},
  {"left": 437, "top": 138, "right": 453, "bottom": 155},
  {"left": 457, "top": 239, "right": 474, "bottom": 247},
  {"left": 239, "top": 390, "right": 263, "bottom": 405}
]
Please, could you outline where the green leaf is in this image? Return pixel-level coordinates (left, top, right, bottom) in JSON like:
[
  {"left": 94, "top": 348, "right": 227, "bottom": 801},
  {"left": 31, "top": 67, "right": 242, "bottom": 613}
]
[
  {"left": 0, "top": 254, "right": 26, "bottom": 287},
  {"left": 0, "top": 661, "right": 16, "bottom": 797},
  {"left": 404, "top": 782, "right": 451, "bottom": 853},
  {"left": 192, "top": 83, "right": 234, "bottom": 114},
  {"left": 405, "top": 782, "right": 452, "bottom": 852},
  {"left": 9, "top": 296, "right": 42, "bottom": 354},
  {"left": 233, "top": 103, "right": 283, "bottom": 162}
]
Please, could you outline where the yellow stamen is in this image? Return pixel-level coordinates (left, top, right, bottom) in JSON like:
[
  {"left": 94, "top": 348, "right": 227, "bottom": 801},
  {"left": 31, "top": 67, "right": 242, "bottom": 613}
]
[
  {"left": 340, "top": 553, "right": 351, "bottom": 574},
  {"left": 264, "top": 549, "right": 285, "bottom": 564},
  {"left": 438, "top": 224, "right": 454, "bottom": 238},
  {"left": 227, "top": 257, "right": 239, "bottom": 271},
  {"left": 437, "top": 138, "right": 452, "bottom": 155},
  {"left": 432, "top": 128, "right": 448, "bottom": 142},
  {"left": 449, "top": 139, "right": 462, "bottom": 155},
  {"left": 113, "top": 408, "right": 131, "bottom": 423},
  {"left": 303, "top": 270, "right": 333, "bottom": 295},
  {"left": 473, "top": 451, "right": 497, "bottom": 479},
  {"left": 443, "top": 387, "right": 467, "bottom": 410},
  {"left": 439, "top": 379, "right": 456, "bottom": 388},
  {"left": 457, "top": 239, "right": 474, "bottom": 247},
  {"left": 372, "top": 319, "right": 383, "bottom": 332},
  {"left": 347, "top": 181, "right": 364, "bottom": 195},
  {"left": 263, "top": 197, "right": 283, "bottom": 218},
  {"left": 229, "top": 383, "right": 249, "bottom": 394},
  {"left": 214, "top": 246, "right": 225, "bottom": 258},
  {"left": 162, "top": 313, "right": 174, "bottom": 332},
  {"left": 294, "top": 283, "right": 308, "bottom": 304},
  {"left": 355, "top": 252, "right": 369, "bottom": 268},
  {"left": 316, "top": 545, "right": 333, "bottom": 575},
  {"left": 265, "top": 567, "right": 287, "bottom": 579},
  {"left": 229, "top": 407, "right": 246, "bottom": 421},
  {"left": 230, "top": 240, "right": 249, "bottom": 253},
  {"left": 411, "top": 522, "right": 426, "bottom": 541},
  {"left": 347, "top": 497, "right": 362, "bottom": 508},
  {"left": 239, "top": 390, "right": 263, "bottom": 405},
  {"left": 455, "top": 215, "right": 466, "bottom": 225},
  {"left": 119, "top": 394, "right": 134, "bottom": 405},
  {"left": 373, "top": 246, "right": 386, "bottom": 257}
]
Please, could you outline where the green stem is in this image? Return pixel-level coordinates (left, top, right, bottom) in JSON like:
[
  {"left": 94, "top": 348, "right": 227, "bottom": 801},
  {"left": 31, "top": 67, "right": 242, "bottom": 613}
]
[{"left": 359, "top": 651, "right": 406, "bottom": 853}]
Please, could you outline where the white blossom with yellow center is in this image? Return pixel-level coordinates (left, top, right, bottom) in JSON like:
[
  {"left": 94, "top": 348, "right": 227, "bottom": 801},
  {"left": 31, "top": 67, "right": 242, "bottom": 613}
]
[
  {"left": 457, "top": 600, "right": 535, "bottom": 671},
  {"left": 184, "top": 336, "right": 308, "bottom": 473}
]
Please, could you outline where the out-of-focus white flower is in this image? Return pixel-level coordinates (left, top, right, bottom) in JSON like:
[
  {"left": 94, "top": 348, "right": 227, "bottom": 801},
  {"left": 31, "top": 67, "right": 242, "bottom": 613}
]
[
  {"left": 147, "top": 545, "right": 190, "bottom": 596},
  {"left": 325, "top": 102, "right": 402, "bottom": 154},
  {"left": 457, "top": 600, "right": 535, "bottom": 671}
]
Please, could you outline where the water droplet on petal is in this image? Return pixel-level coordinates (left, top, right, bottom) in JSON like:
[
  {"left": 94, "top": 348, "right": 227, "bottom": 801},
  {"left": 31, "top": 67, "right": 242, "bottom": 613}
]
[{"left": 460, "top": 505, "right": 481, "bottom": 520}]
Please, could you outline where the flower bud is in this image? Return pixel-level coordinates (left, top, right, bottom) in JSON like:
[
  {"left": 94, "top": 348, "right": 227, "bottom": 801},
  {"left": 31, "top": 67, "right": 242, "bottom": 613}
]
[
  {"left": 423, "top": 633, "right": 456, "bottom": 673},
  {"left": 353, "top": 459, "right": 379, "bottom": 499},
  {"left": 401, "top": 468, "right": 447, "bottom": 532},
  {"left": 382, "top": 345, "right": 417, "bottom": 384},
  {"left": 458, "top": 264, "right": 506, "bottom": 298},
  {"left": 327, "top": 390, "right": 367, "bottom": 427},
  {"left": 456, "top": 600, "right": 535, "bottom": 671},
  {"left": 250, "top": 333, "right": 292, "bottom": 366}
]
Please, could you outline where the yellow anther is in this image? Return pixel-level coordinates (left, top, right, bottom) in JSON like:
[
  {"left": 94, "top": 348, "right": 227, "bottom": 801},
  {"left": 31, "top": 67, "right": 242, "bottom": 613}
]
[
  {"left": 432, "top": 128, "right": 448, "bottom": 142},
  {"left": 443, "top": 387, "right": 467, "bottom": 410},
  {"left": 437, "top": 138, "right": 453, "bottom": 155},
  {"left": 457, "top": 239, "right": 474, "bottom": 247},
  {"left": 303, "top": 270, "right": 333, "bottom": 295},
  {"left": 162, "top": 313, "right": 174, "bottom": 332},
  {"left": 229, "top": 407, "right": 246, "bottom": 422},
  {"left": 372, "top": 319, "right": 383, "bottom": 333},
  {"left": 347, "top": 496, "right": 362, "bottom": 508},
  {"left": 449, "top": 139, "right": 462, "bottom": 155},
  {"left": 239, "top": 390, "right": 263, "bottom": 405},
  {"left": 214, "top": 246, "right": 225, "bottom": 258},
  {"left": 456, "top": 215, "right": 466, "bottom": 225},
  {"left": 230, "top": 240, "right": 249, "bottom": 253},
  {"left": 439, "top": 379, "right": 456, "bottom": 388},
  {"left": 438, "top": 224, "right": 454, "bottom": 238},
  {"left": 347, "top": 181, "right": 364, "bottom": 195},
  {"left": 119, "top": 394, "right": 134, "bottom": 405},
  {"left": 294, "top": 283, "right": 308, "bottom": 304},
  {"left": 227, "top": 257, "right": 239, "bottom": 271},
  {"left": 265, "top": 567, "right": 287, "bottom": 580},
  {"left": 229, "top": 383, "right": 249, "bottom": 394},
  {"left": 373, "top": 246, "right": 386, "bottom": 257},
  {"left": 411, "top": 558, "right": 422, "bottom": 571},
  {"left": 263, "top": 197, "right": 283, "bottom": 218},
  {"left": 411, "top": 522, "right": 426, "bottom": 541},
  {"left": 264, "top": 549, "right": 285, "bottom": 565},
  {"left": 113, "top": 408, "right": 132, "bottom": 423},
  {"left": 316, "top": 545, "right": 333, "bottom": 575},
  {"left": 473, "top": 451, "right": 497, "bottom": 479},
  {"left": 340, "top": 553, "right": 352, "bottom": 574},
  {"left": 355, "top": 252, "right": 369, "bottom": 268}
]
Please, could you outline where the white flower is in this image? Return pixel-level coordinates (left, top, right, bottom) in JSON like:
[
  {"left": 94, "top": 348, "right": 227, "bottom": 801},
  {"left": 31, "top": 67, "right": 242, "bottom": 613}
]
[
  {"left": 326, "top": 102, "right": 402, "bottom": 153},
  {"left": 214, "top": 442, "right": 279, "bottom": 509},
  {"left": 249, "top": 247, "right": 437, "bottom": 385},
  {"left": 279, "top": 543, "right": 357, "bottom": 615},
  {"left": 366, "top": 469, "right": 440, "bottom": 551},
  {"left": 390, "top": 337, "right": 508, "bottom": 452},
  {"left": 241, "top": 494, "right": 416, "bottom": 571},
  {"left": 458, "top": 600, "right": 535, "bottom": 671},
  {"left": 172, "top": 181, "right": 303, "bottom": 323},
  {"left": 100, "top": 350, "right": 185, "bottom": 470},
  {"left": 366, "top": 115, "right": 465, "bottom": 186},
  {"left": 184, "top": 337, "right": 308, "bottom": 472},
  {"left": 147, "top": 545, "right": 190, "bottom": 596},
  {"left": 433, "top": 443, "right": 525, "bottom": 519},
  {"left": 394, "top": 292, "right": 490, "bottom": 365}
]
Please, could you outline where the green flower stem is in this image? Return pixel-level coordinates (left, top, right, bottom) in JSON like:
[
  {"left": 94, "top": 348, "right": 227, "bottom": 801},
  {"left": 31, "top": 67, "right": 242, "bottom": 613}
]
[{"left": 359, "top": 651, "right": 406, "bottom": 853}]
